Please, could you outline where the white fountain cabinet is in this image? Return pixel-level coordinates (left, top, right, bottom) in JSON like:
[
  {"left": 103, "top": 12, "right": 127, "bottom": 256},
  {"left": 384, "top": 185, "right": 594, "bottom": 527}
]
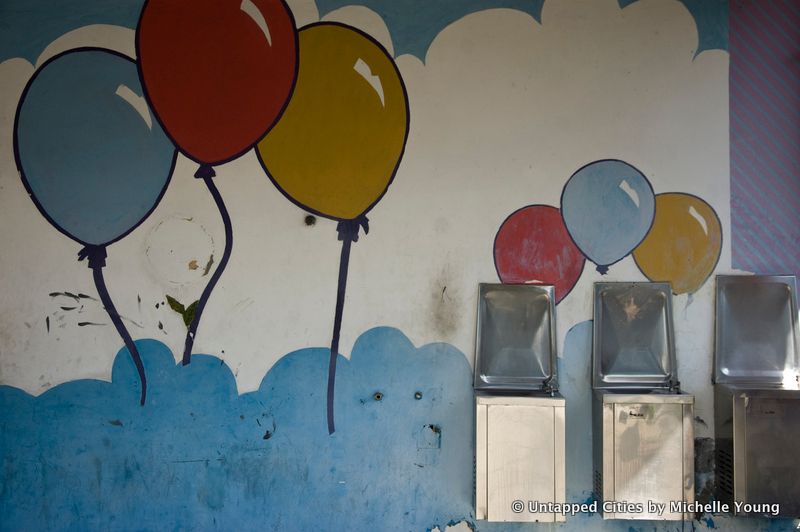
[{"left": 475, "top": 394, "right": 566, "bottom": 523}]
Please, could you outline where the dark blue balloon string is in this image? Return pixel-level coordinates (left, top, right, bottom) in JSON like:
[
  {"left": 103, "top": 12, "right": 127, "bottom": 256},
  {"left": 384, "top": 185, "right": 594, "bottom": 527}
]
[
  {"left": 327, "top": 214, "right": 369, "bottom": 435},
  {"left": 79, "top": 244, "right": 147, "bottom": 406},
  {"left": 182, "top": 164, "right": 233, "bottom": 365}
]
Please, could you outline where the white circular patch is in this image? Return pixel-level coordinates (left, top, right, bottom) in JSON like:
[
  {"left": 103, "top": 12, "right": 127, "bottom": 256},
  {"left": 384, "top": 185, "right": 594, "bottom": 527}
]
[{"left": 145, "top": 216, "right": 215, "bottom": 285}]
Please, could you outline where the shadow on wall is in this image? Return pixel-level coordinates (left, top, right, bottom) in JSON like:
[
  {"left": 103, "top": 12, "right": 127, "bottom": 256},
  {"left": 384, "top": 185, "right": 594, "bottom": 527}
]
[{"left": 1, "top": 326, "right": 797, "bottom": 531}]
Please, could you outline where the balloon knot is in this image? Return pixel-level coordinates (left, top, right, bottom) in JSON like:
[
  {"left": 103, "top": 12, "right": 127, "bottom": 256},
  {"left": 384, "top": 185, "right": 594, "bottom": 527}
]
[
  {"left": 194, "top": 165, "right": 216, "bottom": 179},
  {"left": 78, "top": 244, "right": 108, "bottom": 269},
  {"left": 336, "top": 215, "right": 369, "bottom": 243},
  {"left": 596, "top": 264, "right": 609, "bottom": 275}
]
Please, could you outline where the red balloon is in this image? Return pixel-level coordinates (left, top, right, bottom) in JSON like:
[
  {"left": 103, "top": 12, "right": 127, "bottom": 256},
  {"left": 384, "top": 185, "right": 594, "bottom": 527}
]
[
  {"left": 494, "top": 205, "right": 585, "bottom": 303},
  {"left": 137, "top": 0, "right": 298, "bottom": 166}
]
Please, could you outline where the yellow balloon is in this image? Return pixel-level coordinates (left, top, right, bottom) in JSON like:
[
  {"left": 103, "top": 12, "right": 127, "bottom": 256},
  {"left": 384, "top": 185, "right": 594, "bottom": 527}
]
[
  {"left": 257, "top": 22, "right": 409, "bottom": 221},
  {"left": 633, "top": 193, "right": 722, "bottom": 294}
]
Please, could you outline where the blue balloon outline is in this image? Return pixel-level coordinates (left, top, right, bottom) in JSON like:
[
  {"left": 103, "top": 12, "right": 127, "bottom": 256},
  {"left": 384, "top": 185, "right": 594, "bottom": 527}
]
[
  {"left": 559, "top": 158, "right": 656, "bottom": 273},
  {"left": 13, "top": 46, "right": 178, "bottom": 249}
]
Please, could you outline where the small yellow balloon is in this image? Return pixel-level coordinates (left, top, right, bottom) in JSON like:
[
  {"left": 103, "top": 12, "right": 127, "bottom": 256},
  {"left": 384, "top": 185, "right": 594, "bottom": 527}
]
[
  {"left": 257, "top": 22, "right": 409, "bottom": 221},
  {"left": 633, "top": 193, "right": 722, "bottom": 294}
]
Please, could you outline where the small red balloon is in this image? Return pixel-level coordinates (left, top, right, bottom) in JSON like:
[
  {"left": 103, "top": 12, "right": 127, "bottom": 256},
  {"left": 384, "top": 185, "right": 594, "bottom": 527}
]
[
  {"left": 494, "top": 205, "right": 585, "bottom": 303},
  {"left": 137, "top": 0, "right": 298, "bottom": 166}
]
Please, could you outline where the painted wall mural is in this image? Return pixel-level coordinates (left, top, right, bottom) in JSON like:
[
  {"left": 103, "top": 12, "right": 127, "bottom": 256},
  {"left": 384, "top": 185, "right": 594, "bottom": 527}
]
[
  {"left": 494, "top": 205, "right": 585, "bottom": 303},
  {"left": 562, "top": 159, "right": 656, "bottom": 275},
  {"left": 256, "top": 21, "right": 409, "bottom": 433},
  {"left": 0, "top": 328, "right": 475, "bottom": 530},
  {"left": 137, "top": 0, "right": 299, "bottom": 365},
  {"left": 634, "top": 193, "right": 722, "bottom": 295},
  {"left": 495, "top": 160, "right": 722, "bottom": 299},
  {"left": 1, "top": 0, "right": 797, "bottom": 530},
  {"left": 14, "top": 48, "right": 177, "bottom": 404}
]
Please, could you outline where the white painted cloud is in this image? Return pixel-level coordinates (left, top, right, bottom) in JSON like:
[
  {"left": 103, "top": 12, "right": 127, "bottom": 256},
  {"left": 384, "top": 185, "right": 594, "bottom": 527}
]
[
  {"left": 322, "top": 5, "right": 394, "bottom": 56},
  {"left": 0, "top": 0, "right": 730, "bottom": 429},
  {"left": 37, "top": 24, "right": 136, "bottom": 64},
  {"left": 285, "top": 0, "right": 319, "bottom": 28}
]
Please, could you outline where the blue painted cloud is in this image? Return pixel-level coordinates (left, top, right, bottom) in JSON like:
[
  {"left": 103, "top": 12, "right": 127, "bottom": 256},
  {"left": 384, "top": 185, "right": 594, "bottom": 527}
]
[
  {"left": 0, "top": 0, "right": 726, "bottom": 64},
  {"left": 0, "top": 0, "right": 142, "bottom": 63},
  {"left": 0, "top": 328, "right": 474, "bottom": 531},
  {"left": 3, "top": 325, "right": 795, "bottom": 531}
]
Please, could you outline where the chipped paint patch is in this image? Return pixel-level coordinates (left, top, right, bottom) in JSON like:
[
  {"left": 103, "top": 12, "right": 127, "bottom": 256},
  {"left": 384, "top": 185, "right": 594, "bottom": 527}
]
[{"left": 144, "top": 216, "right": 215, "bottom": 285}]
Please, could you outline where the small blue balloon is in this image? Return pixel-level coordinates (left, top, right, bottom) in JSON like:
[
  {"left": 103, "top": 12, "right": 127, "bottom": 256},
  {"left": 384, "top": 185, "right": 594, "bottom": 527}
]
[
  {"left": 560, "top": 159, "right": 655, "bottom": 272},
  {"left": 14, "top": 48, "right": 176, "bottom": 247}
]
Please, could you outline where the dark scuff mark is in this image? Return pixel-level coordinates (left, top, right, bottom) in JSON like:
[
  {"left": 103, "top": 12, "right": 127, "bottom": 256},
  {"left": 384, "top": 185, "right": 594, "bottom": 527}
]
[
  {"left": 428, "top": 266, "right": 461, "bottom": 338},
  {"left": 263, "top": 419, "right": 276, "bottom": 440},
  {"left": 50, "top": 291, "right": 79, "bottom": 301},
  {"left": 60, "top": 306, "right": 77, "bottom": 311},
  {"left": 158, "top": 321, "right": 163, "bottom": 330},
  {"left": 108, "top": 419, "right": 123, "bottom": 427},
  {"left": 417, "top": 424, "right": 442, "bottom": 450},
  {"left": 202, "top": 254, "right": 215, "bottom": 276},
  {"left": 121, "top": 316, "right": 144, "bottom": 329},
  {"left": 694, "top": 416, "right": 708, "bottom": 428},
  {"left": 695, "top": 437, "right": 715, "bottom": 508},
  {"left": 137, "top": 294, "right": 141, "bottom": 312},
  {"left": 50, "top": 291, "right": 96, "bottom": 301},
  {"left": 78, "top": 322, "right": 106, "bottom": 327},
  {"left": 45, "top": 316, "right": 50, "bottom": 333}
]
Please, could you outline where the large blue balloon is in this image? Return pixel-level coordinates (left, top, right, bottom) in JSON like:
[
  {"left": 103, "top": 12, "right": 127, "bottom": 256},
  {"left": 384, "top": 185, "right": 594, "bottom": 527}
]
[
  {"left": 14, "top": 48, "right": 176, "bottom": 247},
  {"left": 560, "top": 159, "right": 655, "bottom": 272}
]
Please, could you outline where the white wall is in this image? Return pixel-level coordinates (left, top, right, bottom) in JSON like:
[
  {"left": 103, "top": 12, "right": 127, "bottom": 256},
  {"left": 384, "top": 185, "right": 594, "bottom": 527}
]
[{"left": 0, "top": 0, "right": 730, "bottom": 446}]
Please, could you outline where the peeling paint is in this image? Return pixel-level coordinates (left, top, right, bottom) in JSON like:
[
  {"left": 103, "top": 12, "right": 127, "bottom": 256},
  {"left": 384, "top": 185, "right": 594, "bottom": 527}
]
[{"left": 202, "top": 255, "right": 214, "bottom": 277}]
